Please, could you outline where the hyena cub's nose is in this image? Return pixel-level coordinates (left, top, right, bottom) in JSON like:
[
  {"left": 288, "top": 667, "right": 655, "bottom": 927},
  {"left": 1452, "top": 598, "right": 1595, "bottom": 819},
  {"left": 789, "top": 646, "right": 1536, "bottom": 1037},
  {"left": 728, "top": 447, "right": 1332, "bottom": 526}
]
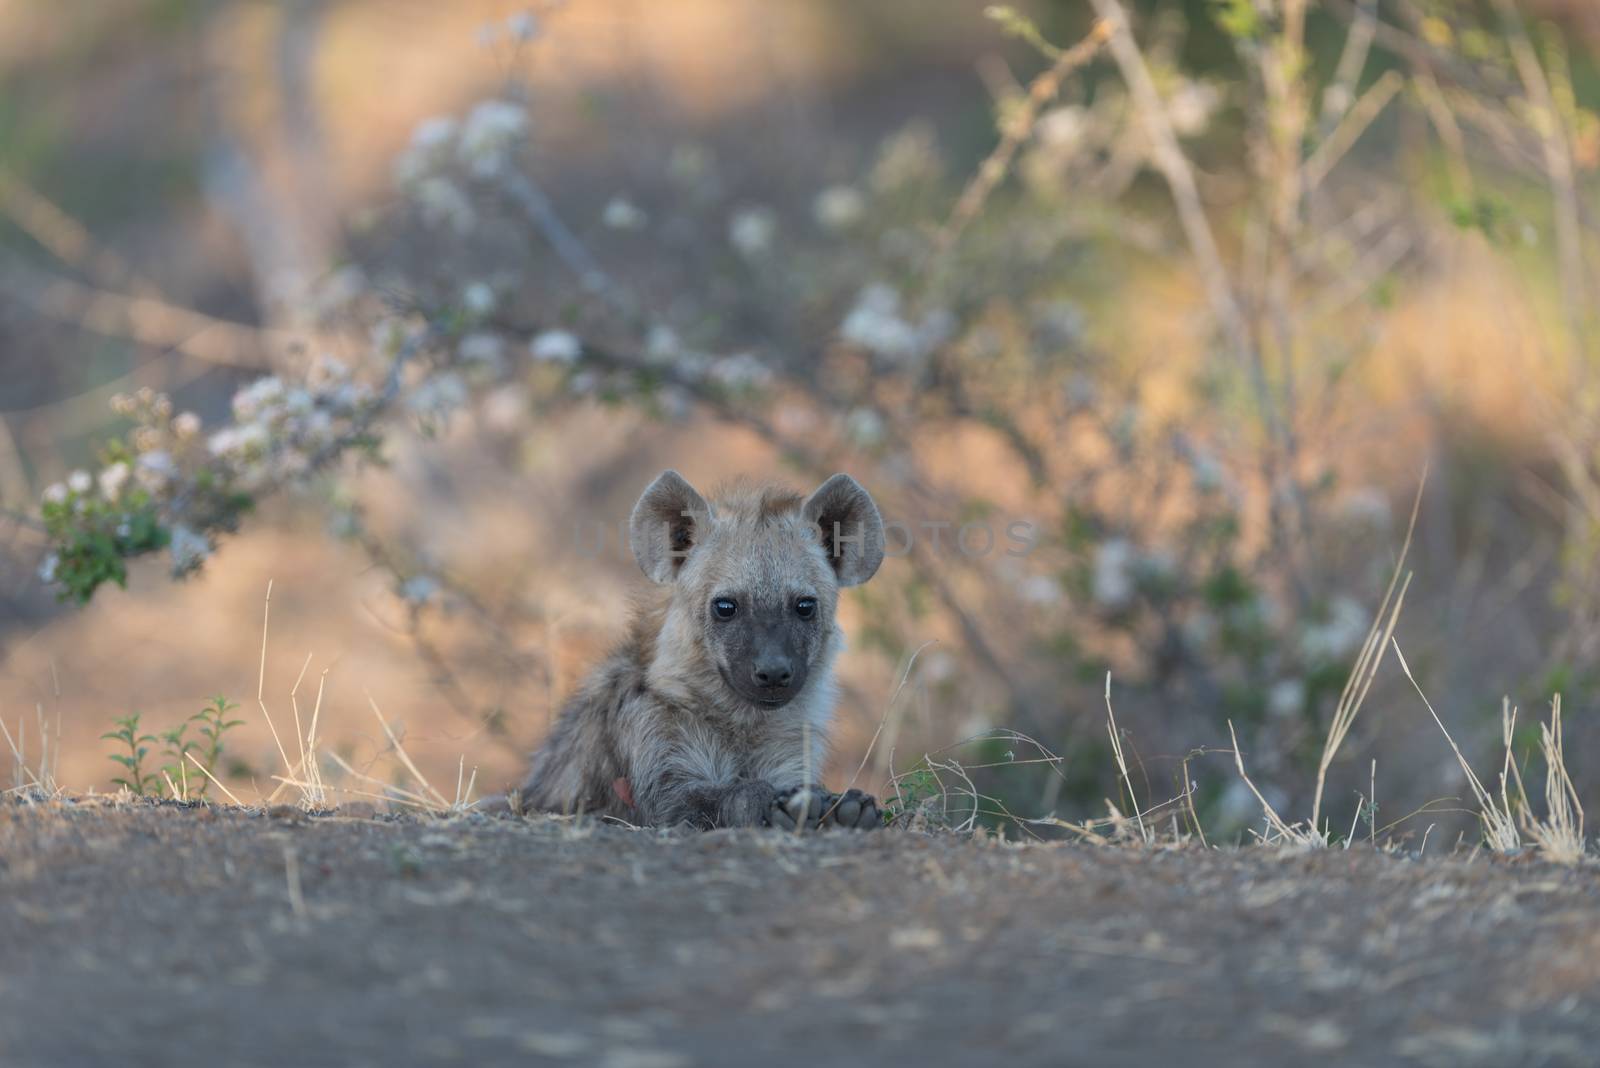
[{"left": 752, "top": 657, "right": 794, "bottom": 688}]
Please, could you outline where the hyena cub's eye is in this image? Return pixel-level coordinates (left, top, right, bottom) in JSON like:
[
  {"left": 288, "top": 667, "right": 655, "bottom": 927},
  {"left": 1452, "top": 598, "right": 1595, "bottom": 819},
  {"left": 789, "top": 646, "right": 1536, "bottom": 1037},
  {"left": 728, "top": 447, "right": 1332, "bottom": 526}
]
[
  {"left": 794, "top": 597, "right": 818, "bottom": 620},
  {"left": 711, "top": 598, "right": 738, "bottom": 620}
]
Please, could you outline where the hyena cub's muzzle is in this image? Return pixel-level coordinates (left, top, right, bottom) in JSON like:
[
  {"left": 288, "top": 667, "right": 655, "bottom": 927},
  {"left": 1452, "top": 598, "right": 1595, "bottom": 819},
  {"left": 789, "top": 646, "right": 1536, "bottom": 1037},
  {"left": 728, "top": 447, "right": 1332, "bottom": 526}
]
[{"left": 716, "top": 607, "right": 812, "bottom": 708}]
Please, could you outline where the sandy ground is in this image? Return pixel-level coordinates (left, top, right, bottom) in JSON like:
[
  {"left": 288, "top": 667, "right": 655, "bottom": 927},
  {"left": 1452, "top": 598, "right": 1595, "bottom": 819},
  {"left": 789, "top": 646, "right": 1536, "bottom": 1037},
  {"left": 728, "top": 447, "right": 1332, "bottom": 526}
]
[{"left": 2, "top": 800, "right": 1598, "bottom": 1067}]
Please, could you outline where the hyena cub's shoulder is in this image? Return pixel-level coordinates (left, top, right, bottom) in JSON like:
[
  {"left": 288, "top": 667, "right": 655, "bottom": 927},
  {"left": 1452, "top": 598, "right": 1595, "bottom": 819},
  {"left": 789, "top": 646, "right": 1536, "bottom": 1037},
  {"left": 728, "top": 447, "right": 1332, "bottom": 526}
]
[{"left": 519, "top": 470, "right": 886, "bottom": 830}]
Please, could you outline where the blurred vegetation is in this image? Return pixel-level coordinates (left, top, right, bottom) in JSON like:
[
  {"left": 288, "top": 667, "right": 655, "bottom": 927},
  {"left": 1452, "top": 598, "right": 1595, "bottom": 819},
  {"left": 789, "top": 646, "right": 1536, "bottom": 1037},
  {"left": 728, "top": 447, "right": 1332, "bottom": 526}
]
[{"left": 4, "top": 0, "right": 1600, "bottom": 843}]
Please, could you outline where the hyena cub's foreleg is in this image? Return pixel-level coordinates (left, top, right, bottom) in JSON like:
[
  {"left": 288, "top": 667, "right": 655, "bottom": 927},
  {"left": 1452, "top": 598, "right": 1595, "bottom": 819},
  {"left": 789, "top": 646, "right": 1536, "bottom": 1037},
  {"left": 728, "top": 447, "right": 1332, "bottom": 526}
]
[
  {"left": 631, "top": 775, "right": 879, "bottom": 830},
  {"left": 631, "top": 776, "right": 779, "bottom": 829},
  {"left": 625, "top": 722, "right": 881, "bottom": 830}
]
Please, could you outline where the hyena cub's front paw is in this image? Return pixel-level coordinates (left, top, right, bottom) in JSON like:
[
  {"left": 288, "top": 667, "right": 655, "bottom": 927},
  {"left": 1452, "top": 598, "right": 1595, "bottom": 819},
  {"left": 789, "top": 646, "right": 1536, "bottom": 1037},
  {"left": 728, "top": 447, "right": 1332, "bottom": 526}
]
[
  {"left": 767, "top": 785, "right": 829, "bottom": 831},
  {"left": 821, "top": 788, "right": 881, "bottom": 830},
  {"left": 767, "top": 785, "right": 881, "bottom": 831}
]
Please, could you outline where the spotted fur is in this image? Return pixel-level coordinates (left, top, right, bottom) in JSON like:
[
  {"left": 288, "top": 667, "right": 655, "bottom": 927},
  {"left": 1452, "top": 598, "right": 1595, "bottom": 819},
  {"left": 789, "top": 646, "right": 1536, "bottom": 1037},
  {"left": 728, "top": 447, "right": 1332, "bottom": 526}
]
[{"left": 519, "top": 471, "right": 884, "bottom": 828}]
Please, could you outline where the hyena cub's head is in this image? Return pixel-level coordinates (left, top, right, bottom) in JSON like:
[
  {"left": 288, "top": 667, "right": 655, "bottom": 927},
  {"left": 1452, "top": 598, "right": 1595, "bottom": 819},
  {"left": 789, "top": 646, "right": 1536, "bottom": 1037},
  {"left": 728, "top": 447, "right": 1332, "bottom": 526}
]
[{"left": 630, "top": 470, "right": 884, "bottom": 710}]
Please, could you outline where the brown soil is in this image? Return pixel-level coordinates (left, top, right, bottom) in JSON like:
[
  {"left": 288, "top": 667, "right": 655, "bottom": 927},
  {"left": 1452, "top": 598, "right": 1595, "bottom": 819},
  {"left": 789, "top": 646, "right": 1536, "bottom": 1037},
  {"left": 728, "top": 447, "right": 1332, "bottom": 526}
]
[{"left": 2, "top": 799, "right": 1597, "bottom": 1067}]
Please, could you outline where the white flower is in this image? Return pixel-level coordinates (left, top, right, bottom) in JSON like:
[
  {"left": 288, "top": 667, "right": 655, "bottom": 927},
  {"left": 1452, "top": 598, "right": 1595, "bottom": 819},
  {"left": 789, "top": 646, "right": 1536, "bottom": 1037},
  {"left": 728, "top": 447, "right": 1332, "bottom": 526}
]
[
  {"left": 601, "top": 196, "right": 647, "bottom": 230},
  {"left": 281, "top": 388, "right": 313, "bottom": 419},
  {"left": 1217, "top": 778, "right": 1266, "bottom": 829},
  {"left": 42, "top": 482, "right": 68, "bottom": 505},
  {"left": 168, "top": 525, "right": 211, "bottom": 576},
  {"left": 1300, "top": 596, "right": 1369, "bottom": 663},
  {"left": 458, "top": 99, "right": 529, "bottom": 178},
  {"left": 400, "top": 574, "right": 440, "bottom": 606},
  {"left": 208, "top": 423, "right": 270, "bottom": 458},
  {"left": 922, "top": 650, "right": 956, "bottom": 684},
  {"left": 393, "top": 116, "right": 459, "bottom": 188},
  {"left": 411, "top": 116, "right": 458, "bottom": 154},
  {"left": 67, "top": 470, "right": 91, "bottom": 495},
  {"left": 1092, "top": 538, "right": 1136, "bottom": 610},
  {"left": 644, "top": 325, "right": 680, "bottom": 363},
  {"left": 232, "top": 376, "right": 285, "bottom": 422},
  {"left": 461, "top": 281, "right": 496, "bottom": 317},
  {"left": 172, "top": 412, "right": 201, "bottom": 440},
  {"left": 97, "top": 461, "right": 130, "bottom": 500},
  {"left": 844, "top": 407, "right": 887, "bottom": 449},
  {"left": 38, "top": 553, "right": 59, "bottom": 584},
  {"left": 708, "top": 353, "right": 772, "bottom": 391},
  {"left": 728, "top": 206, "right": 777, "bottom": 258},
  {"left": 1268, "top": 678, "right": 1307, "bottom": 719},
  {"left": 1036, "top": 106, "right": 1090, "bottom": 153},
  {"left": 1168, "top": 80, "right": 1220, "bottom": 138},
  {"left": 530, "top": 330, "right": 581, "bottom": 364},
  {"left": 310, "top": 354, "right": 351, "bottom": 384},
  {"left": 406, "top": 372, "right": 468, "bottom": 420},
  {"left": 1020, "top": 574, "right": 1061, "bottom": 606},
  {"left": 135, "top": 451, "right": 177, "bottom": 492},
  {"left": 415, "top": 177, "right": 476, "bottom": 235},
  {"left": 812, "top": 185, "right": 865, "bottom": 231},
  {"left": 840, "top": 284, "right": 917, "bottom": 361},
  {"left": 674, "top": 351, "right": 711, "bottom": 382},
  {"left": 506, "top": 11, "right": 539, "bottom": 41},
  {"left": 457, "top": 332, "right": 506, "bottom": 368}
]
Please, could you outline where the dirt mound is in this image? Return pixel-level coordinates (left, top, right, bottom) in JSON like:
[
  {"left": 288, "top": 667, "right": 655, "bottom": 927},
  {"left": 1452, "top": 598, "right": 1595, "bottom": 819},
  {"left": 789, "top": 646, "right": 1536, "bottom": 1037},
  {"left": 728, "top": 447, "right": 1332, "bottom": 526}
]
[{"left": 2, "top": 800, "right": 1596, "bottom": 1066}]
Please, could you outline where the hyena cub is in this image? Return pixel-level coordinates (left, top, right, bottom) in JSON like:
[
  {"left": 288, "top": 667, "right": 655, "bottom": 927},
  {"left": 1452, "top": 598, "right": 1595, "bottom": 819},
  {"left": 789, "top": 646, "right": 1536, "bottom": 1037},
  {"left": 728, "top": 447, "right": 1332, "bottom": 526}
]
[{"left": 518, "top": 470, "right": 886, "bottom": 830}]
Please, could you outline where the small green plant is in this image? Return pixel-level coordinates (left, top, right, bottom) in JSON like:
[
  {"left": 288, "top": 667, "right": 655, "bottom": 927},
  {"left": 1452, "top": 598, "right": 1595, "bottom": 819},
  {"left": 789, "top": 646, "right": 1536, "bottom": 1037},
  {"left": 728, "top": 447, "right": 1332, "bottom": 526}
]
[
  {"left": 101, "top": 713, "right": 160, "bottom": 796},
  {"left": 885, "top": 758, "right": 944, "bottom": 827},
  {"left": 102, "top": 698, "right": 244, "bottom": 800},
  {"left": 157, "top": 721, "right": 199, "bottom": 796},
  {"left": 187, "top": 696, "right": 244, "bottom": 798}
]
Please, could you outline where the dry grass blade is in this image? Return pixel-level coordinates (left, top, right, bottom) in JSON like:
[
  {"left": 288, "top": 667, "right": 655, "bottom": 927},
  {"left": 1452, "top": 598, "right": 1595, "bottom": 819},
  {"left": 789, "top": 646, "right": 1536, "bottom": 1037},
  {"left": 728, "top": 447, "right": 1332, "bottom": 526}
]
[
  {"left": 1103, "top": 673, "right": 1149, "bottom": 844},
  {"left": 185, "top": 752, "right": 246, "bottom": 807},
  {"left": 255, "top": 581, "right": 297, "bottom": 783},
  {"left": 365, "top": 693, "right": 451, "bottom": 811},
  {"left": 1520, "top": 696, "right": 1586, "bottom": 864},
  {"left": 1228, "top": 721, "right": 1321, "bottom": 847},
  {"left": 1310, "top": 470, "right": 1425, "bottom": 832},
  {"left": 850, "top": 639, "right": 936, "bottom": 790},
  {"left": 1391, "top": 639, "right": 1519, "bottom": 852}
]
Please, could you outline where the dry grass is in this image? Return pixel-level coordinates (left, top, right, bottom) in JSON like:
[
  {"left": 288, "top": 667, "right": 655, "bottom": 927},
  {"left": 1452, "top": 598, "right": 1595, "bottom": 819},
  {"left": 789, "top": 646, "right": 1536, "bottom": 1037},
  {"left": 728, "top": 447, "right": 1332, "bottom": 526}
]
[
  {"left": 1228, "top": 720, "right": 1324, "bottom": 848},
  {"left": 1516, "top": 696, "right": 1587, "bottom": 863},
  {"left": 1309, "top": 475, "right": 1423, "bottom": 833},
  {"left": 2, "top": 702, "right": 62, "bottom": 802},
  {"left": 1103, "top": 673, "right": 1151, "bottom": 845},
  {"left": 217, "top": 581, "right": 481, "bottom": 816},
  {"left": 1393, "top": 641, "right": 1522, "bottom": 854}
]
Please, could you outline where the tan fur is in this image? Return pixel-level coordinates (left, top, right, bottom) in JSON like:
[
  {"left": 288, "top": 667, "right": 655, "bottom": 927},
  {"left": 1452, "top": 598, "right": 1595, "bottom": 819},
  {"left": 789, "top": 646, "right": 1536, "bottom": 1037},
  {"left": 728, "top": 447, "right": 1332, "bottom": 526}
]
[{"left": 519, "top": 472, "right": 881, "bottom": 828}]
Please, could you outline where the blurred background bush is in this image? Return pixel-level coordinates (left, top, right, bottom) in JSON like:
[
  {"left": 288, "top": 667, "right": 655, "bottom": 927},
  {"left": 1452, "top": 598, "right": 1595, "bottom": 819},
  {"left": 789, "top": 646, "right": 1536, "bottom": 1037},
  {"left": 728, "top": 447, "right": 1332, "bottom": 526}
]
[{"left": 2, "top": 0, "right": 1599, "bottom": 841}]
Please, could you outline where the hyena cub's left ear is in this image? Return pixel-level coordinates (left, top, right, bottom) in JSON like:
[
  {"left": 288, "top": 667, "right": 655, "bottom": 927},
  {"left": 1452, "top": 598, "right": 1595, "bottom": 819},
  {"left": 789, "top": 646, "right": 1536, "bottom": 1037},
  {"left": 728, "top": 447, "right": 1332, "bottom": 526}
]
[
  {"left": 803, "top": 474, "right": 885, "bottom": 587},
  {"left": 630, "top": 470, "right": 714, "bottom": 583}
]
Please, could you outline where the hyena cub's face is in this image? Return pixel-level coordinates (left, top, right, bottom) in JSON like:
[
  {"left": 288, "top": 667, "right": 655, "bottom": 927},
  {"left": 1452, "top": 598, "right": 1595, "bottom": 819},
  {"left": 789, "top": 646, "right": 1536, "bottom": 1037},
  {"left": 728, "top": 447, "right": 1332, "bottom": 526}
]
[{"left": 630, "top": 471, "right": 885, "bottom": 710}]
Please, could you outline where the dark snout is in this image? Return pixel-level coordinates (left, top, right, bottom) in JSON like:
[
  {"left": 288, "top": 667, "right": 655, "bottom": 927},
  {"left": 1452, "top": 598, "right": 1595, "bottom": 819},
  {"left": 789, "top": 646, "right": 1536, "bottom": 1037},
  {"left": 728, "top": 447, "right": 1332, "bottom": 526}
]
[
  {"left": 740, "top": 630, "right": 808, "bottom": 708},
  {"left": 713, "top": 604, "right": 815, "bottom": 710},
  {"left": 751, "top": 654, "right": 794, "bottom": 691}
]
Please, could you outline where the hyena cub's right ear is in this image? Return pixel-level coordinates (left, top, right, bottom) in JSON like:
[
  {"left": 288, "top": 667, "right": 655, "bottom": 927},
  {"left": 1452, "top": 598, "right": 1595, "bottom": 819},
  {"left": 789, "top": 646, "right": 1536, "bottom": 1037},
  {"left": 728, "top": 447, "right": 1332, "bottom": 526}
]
[
  {"left": 803, "top": 473, "right": 885, "bottom": 588},
  {"left": 629, "top": 470, "right": 714, "bottom": 583}
]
